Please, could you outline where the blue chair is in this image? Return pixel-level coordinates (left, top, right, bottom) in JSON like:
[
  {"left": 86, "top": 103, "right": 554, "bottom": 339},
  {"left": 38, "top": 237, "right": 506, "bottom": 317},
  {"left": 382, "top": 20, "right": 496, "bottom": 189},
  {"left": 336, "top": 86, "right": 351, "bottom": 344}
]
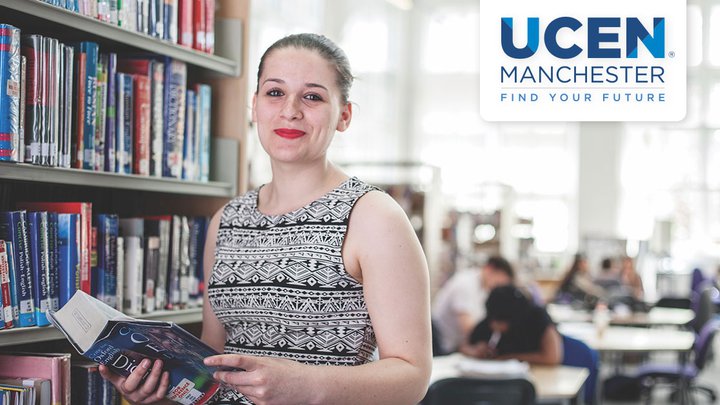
[
  {"left": 561, "top": 334, "right": 599, "bottom": 404},
  {"left": 422, "top": 377, "right": 536, "bottom": 405}
]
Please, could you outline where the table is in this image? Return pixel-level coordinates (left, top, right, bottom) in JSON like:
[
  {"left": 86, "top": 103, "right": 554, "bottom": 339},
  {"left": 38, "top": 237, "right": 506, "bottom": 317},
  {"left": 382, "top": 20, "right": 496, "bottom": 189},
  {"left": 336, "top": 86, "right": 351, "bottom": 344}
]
[
  {"left": 557, "top": 323, "right": 695, "bottom": 353},
  {"left": 431, "top": 353, "right": 589, "bottom": 403},
  {"left": 547, "top": 304, "right": 695, "bottom": 327}
]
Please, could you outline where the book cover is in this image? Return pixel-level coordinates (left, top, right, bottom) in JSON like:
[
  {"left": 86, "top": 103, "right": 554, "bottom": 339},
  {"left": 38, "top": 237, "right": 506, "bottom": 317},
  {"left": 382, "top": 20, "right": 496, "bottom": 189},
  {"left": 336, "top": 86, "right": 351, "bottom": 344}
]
[
  {"left": 195, "top": 83, "right": 211, "bottom": 182},
  {"left": 204, "top": 0, "right": 214, "bottom": 54},
  {"left": 71, "top": 44, "right": 86, "bottom": 169},
  {"left": 0, "top": 211, "right": 36, "bottom": 327},
  {"left": 59, "top": 44, "right": 74, "bottom": 168},
  {"left": 27, "top": 211, "right": 51, "bottom": 326},
  {"left": 0, "top": 377, "right": 51, "bottom": 405},
  {"left": 18, "top": 54, "right": 26, "bottom": 163},
  {"left": 38, "top": 36, "right": 49, "bottom": 166},
  {"left": 0, "top": 240, "right": 13, "bottom": 328},
  {"left": 192, "top": 0, "right": 206, "bottom": 52},
  {"left": 167, "top": 215, "right": 181, "bottom": 308},
  {"left": 0, "top": 352, "right": 72, "bottom": 405},
  {"left": 119, "top": 218, "right": 143, "bottom": 314},
  {"left": 46, "top": 37, "right": 60, "bottom": 167},
  {"left": 137, "top": 0, "right": 149, "bottom": 34},
  {"left": 115, "top": 235, "right": 124, "bottom": 311},
  {"left": 162, "top": 59, "right": 186, "bottom": 179},
  {"left": 21, "top": 34, "right": 43, "bottom": 165},
  {"left": 144, "top": 216, "right": 170, "bottom": 310},
  {"left": 57, "top": 213, "right": 79, "bottom": 309},
  {"left": 149, "top": 0, "right": 165, "bottom": 39},
  {"left": 71, "top": 362, "right": 100, "bottom": 405},
  {"left": 104, "top": 53, "right": 117, "bottom": 173},
  {"left": 182, "top": 88, "right": 196, "bottom": 180},
  {"left": 94, "top": 54, "right": 108, "bottom": 172},
  {"left": 133, "top": 73, "right": 150, "bottom": 176},
  {"left": 95, "top": 214, "right": 119, "bottom": 309},
  {"left": 0, "top": 24, "right": 21, "bottom": 162},
  {"left": 116, "top": 72, "right": 133, "bottom": 174},
  {"left": 178, "top": 0, "right": 193, "bottom": 48},
  {"left": 143, "top": 235, "right": 160, "bottom": 313},
  {"left": 5, "top": 241, "right": 21, "bottom": 325},
  {"left": 49, "top": 290, "right": 224, "bottom": 405},
  {"left": 150, "top": 60, "right": 164, "bottom": 177},
  {"left": 80, "top": 42, "right": 98, "bottom": 171},
  {"left": 17, "top": 202, "right": 93, "bottom": 297},
  {"left": 163, "top": 0, "right": 178, "bottom": 43},
  {"left": 46, "top": 211, "right": 60, "bottom": 313}
]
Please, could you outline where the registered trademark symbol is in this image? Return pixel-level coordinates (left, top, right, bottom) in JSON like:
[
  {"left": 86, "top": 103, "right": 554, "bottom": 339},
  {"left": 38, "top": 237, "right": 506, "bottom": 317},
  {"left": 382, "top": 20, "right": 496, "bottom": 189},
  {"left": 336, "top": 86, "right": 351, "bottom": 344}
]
[{"left": 668, "top": 51, "right": 675, "bottom": 58}]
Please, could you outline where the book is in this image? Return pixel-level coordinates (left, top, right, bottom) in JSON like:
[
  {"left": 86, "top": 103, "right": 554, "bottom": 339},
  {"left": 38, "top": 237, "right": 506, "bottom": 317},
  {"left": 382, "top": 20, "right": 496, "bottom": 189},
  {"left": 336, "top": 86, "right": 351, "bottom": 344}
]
[
  {"left": 133, "top": 73, "right": 150, "bottom": 175},
  {"left": 27, "top": 211, "right": 51, "bottom": 326},
  {"left": 0, "top": 24, "right": 21, "bottom": 162},
  {"left": 0, "top": 211, "right": 36, "bottom": 327},
  {"left": 59, "top": 44, "right": 74, "bottom": 168},
  {"left": 162, "top": 59, "right": 186, "bottom": 179},
  {"left": 5, "top": 241, "right": 21, "bottom": 326},
  {"left": 57, "top": 213, "right": 80, "bottom": 308},
  {"left": 0, "top": 352, "right": 71, "bottom": 405},
  {"left": 0, "top": 240, "right": 13, "bottom": 328},
  {"left": 49, "top": 290, "right": 224, "bottom": 405},
  {"left": 0, "top": 377, "right": 51, "bottom": 405},
  {"left": 21, "top": 34, "right": 43, "bottom": 165},
  {"left": 104, "top": 53, "right": 117, "bottom": 172}
]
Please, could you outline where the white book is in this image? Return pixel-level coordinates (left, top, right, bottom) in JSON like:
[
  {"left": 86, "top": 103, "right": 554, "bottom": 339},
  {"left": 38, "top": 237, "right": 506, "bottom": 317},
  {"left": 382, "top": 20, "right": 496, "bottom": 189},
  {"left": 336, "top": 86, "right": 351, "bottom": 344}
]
[{"left": 123, "top": 236, "right": 143, "bottom": 316}]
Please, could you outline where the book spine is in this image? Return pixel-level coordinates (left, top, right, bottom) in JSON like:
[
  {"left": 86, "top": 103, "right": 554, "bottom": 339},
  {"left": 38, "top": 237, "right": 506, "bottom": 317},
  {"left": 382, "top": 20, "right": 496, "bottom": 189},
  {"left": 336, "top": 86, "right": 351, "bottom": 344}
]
[
  {"left": 57, "top": 213, "right": 79, "bottom": 308},
  {"left": 144, "top": 236, "right": 159, "bottom": 312},
  {"left": 0, "top": 241, "right": 13, "bottom": 328},
  {"left": 0, "top": 24, "right": 21, "bottom": 162},
  {"left": 5, "top": 242, "right": 20, "bottom": 324},
  {"left": 0, "top": 211, "right": 36, "bottom": 327},
  {"left": 120, "top": 73, "right": 133, "bottom": 174},
  {"left": 28, "top": 211, "right": 51, "bottom": 326},
  {"left": 94, "top": 55, "right": 108, "bottom": 172},
  {"left": 150, "top": 60, "right": 164, "bottom": 177},
  {"left": 46, "top": 212, "right": 60, "bottom": 313},
  {"left": 59, "top": 45, "right": 73, "bottom": 168},
  {"left": 192, "top": 0, "right": 205, "bottom": 52},
  {"left": 115, "top": 236, "right": 124, "bottom": 311},
  {"left": 181, "top": 89, "right": 195, "bottom": 180},
  {"left": 21, "top": 34, "right": 43, "bottom": 164},
  {"left": 72, "top": 47, "right": 87, "bottom": 168},
  {"left": 162, "top": 59, "right": 186, "bottom": 179},
  {"left": 177, "top": 0, "right": 193, "bottom": 48},
  {"left": 39, "top": 37, "right": 49, "bottom": 166},
  {"left": 132, "top": 74, "right": 150, "bottom": 176},
  {"left": 79, "top": 203, "right": 92, "bottom": 295},
  {"left": 123, "top": 236, "right": 143, "bottom": 315},
  {"left": 99, "top": 214, "right": 119, "bottom": 308},
  {"left": 204, "top": 0, "right": 214, "bottom": 53},
  {"left": 47, "top": 38, "right": 60, "bottom": 167},
  {"left": 195, "top": 84, "right": 210, "bottom": 182},
  {"left": 104, "top": 53, "right": 117, "bottom": 172},
  {"left": 18, "top": 54, "right": 25, "bottom": 163},
  {"left": 163, "top": 0, "right": 177, "bottom": 43},
  {"left": 81, "top": 42, "right": 99, "bottom": 170}
]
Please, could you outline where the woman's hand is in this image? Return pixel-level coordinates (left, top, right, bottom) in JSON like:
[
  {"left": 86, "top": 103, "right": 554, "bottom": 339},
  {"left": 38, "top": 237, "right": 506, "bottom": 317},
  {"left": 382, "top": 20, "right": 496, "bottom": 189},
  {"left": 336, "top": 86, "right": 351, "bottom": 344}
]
[
  {"left": 460, "top": 342, "right": 496, "bottom": 359},
  {"left": 99, "top": 359, "right": 170, "bottom": 404},
  {"left": 205, "top": 354, "right": 310, "bottom": 405}
]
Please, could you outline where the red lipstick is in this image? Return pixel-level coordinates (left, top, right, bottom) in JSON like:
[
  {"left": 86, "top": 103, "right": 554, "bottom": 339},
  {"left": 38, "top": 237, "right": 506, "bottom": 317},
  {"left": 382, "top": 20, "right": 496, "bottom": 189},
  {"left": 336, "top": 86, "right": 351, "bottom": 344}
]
[{"left": 274, "top": 128, "right": 306, "bottom": 139}]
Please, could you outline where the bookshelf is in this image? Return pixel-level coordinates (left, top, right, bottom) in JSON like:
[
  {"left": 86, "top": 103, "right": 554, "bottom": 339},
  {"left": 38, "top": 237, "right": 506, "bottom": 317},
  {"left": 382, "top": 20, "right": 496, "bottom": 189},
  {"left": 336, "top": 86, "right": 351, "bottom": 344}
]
[{"left": 0, "top": 0, "right": 249, "bottom": 357}]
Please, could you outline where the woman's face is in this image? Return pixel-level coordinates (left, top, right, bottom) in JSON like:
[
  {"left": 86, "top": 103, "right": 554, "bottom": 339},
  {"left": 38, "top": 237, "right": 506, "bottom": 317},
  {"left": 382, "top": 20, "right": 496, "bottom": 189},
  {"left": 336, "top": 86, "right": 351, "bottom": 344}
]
[{"left": 252, "top": 47, "right": 352, "bottom": 165}]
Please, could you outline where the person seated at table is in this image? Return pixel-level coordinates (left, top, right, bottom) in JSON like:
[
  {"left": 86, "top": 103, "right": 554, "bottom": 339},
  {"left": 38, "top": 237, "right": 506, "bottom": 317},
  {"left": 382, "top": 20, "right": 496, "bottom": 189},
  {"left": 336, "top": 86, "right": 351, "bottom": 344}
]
[
  {"left": 432, "top": 256, "right": 515, "bottom": 355},
  {"left": 461, "top": 285, "right": 563, "bottom": 365},
  {"left": 619, "top": 256, "right": 644, "bottom": 301},
  {"left": 555, "top": 253, "right": 604, "bottom": 309}
]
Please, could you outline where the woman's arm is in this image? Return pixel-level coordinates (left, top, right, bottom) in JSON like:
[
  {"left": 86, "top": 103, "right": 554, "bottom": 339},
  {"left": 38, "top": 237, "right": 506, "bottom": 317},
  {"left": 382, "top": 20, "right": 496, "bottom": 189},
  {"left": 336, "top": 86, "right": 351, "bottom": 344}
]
[
  {"left": 200, "top": 209, "right": 228, "bottom": 352},
  {"left": 206, "top": 191, "right": 432, "bottom": 405},
  {"left": 496, "top": 326, "right": 563, "bottom": 365}
]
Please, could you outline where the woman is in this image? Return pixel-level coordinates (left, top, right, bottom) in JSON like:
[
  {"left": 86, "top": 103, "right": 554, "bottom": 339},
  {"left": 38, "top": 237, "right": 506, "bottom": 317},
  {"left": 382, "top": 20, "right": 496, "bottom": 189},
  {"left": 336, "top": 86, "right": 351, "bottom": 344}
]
[
  {"left": 100, "top": 33, "right": 432, "bottom": 404},
  {"left": 461, "top": 285, "right": 562, "bottom": 365},
  {"left": 556, "top": 253, "right": 604, "bottom": 309}
]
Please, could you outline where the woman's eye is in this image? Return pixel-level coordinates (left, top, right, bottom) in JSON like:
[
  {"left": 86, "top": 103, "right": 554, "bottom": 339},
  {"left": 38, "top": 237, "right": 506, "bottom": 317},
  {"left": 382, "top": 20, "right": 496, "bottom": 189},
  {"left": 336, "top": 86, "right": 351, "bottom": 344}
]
[
  {"left": 304, "top": 93, "right": 323, "bottom": 101},
  {"left": 267, "top": 89, "right": 283, "bottom": 97}
]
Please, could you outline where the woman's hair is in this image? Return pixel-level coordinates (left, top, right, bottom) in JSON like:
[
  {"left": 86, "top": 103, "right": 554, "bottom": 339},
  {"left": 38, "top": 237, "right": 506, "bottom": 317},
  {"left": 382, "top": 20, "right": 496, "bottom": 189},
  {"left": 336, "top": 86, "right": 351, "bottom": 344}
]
[
  {"left": 559, "top": 253, "right": 586, "bottom": 290},
  {"left": 256, "top": 33, "right": 354, "bottom": 104},
  {"left": 485, "top": 285, "right": 531, "bottom": 324}
]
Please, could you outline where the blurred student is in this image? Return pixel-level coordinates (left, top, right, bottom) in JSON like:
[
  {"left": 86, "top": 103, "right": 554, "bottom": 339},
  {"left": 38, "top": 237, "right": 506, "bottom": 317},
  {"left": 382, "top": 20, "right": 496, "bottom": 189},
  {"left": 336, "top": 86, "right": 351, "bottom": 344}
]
[
  {"left": 556, "top": 253, "right": 604, "bottom": 309},
  {"left": 461, "top": 285, "right": 562, "bottom": 365},
  {"left": 432, "top": 256, "right": 515, "bottom": 354},
  {"left": 619, "top": 256, "right": 644, "bottom": 301}
]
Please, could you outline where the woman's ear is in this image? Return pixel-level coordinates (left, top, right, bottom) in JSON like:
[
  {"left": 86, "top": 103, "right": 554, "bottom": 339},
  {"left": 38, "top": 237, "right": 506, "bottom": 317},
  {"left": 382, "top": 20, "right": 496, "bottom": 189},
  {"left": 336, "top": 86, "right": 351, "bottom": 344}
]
[{"left": 336, "top": 102, "right": 353, "bottom": 132}]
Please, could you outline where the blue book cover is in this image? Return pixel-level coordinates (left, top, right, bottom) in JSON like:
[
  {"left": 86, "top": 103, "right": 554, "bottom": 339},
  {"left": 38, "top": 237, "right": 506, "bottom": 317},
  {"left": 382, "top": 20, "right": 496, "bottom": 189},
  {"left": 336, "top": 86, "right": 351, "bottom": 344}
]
[
  {"left": 27, "top": 211, "right": 51, "bottom": 326},
  {"left": 95, "top": 214, "right": 118, "bottom": 309},
  {"left": 58, "top": 213, "right": 79, "bottom": 309},
  {"left": 5, "top": 241, "right": 20, "bottom": 325},
  {"left": 46, "top": 212, "right": 60, "bottom": 313},
  {"left": 49, "top": 291, "right": 226, "bottom": 405},
  {"left": 162, "top": 59, "right": 186, "bottom": 179},
  {"left": 182, "top": 89, "right": 196, "bottom": 180},
  {"left": 0, "top": 211, "right": 36, "bottom": 327},
  {"left": 0, "top": 24, "right": 21, "bottom": 162},
  {"left": 116, "top": 72, "right": 134, "bottom": 174},
  {"left": 195, "top": 84, "right": 211, "bottom": 182},
  {"left": 104, "top": 53, "right": 117, "bottom": 172},
  {"left": 78, "top": 42, "right": 99, "bottom": 170}
]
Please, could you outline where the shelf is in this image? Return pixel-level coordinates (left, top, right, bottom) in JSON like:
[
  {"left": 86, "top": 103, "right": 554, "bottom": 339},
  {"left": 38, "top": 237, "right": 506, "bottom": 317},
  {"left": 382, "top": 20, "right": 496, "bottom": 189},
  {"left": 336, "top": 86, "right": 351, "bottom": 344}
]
[
  {"left": 0, "top": 307, "right": 203, "bottom": 347},
  {"left": 0, "top": 0, "right": 240, "bottom": 76},
  {"left": 0, "top": 162, "right": 236, "bottom": 197}
]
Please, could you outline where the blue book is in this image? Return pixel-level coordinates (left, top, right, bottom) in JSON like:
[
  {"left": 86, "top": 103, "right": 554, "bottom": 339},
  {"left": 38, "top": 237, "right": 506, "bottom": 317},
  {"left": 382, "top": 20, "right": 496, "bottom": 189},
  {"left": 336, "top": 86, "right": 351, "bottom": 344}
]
[
  {"left": 0, "top": 24, "right": 21, "bottom": 162},
  {"left": 116, "top": 72, "right": 133, "bottom": 174},
  {"left": 49, "top": 291, "right": 226, "bottom": 404},
  {"left": 57, "top": 213, "right": 79, "bottom": 309},
  {"left": 46, "top": 212, "right": 60, "bottom": 313},
  {"left": 104, "top": 53, "right": 117, "bottom": 172},
  {"left": 5, "top": 241, "right": 20, "bottom": 325},
  {"left": 181, "top": 89, "right": 196, "bottom": 180},
  {"left": 195, "top": 84, "right": 211, "bottom": 182},
  {"left": 95, "top": 214, "right": 118, "bottom": 309},
  {"left": 27, "top": 211, "right": 51, "bottom": 326},
  {"left": 162, "top": 59, "right": 186, "bottom": 179},
  {"left": 76, "top": 42, "right": 99, "bottom": 170},
  {"left": 0, "top": 211, "right": 36, "bottom": 327}
]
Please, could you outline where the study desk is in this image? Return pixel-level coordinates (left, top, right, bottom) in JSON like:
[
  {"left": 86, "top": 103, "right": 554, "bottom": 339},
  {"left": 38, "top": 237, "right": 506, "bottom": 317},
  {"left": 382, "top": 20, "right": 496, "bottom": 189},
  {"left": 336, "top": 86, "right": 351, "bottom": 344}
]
[
  {"left": 547, "top": 304, "right": 695, "bottom": 327},
  {"left": 430, "top": 353, "right": 589, "bottom": 403},
  {"left": 557, "top": 322, "right": 695, "bottom": 353}
]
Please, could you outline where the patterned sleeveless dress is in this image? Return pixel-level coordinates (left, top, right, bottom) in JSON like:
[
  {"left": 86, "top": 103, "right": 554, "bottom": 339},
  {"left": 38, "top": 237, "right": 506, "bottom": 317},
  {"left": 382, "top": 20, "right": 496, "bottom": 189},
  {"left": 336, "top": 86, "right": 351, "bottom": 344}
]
[{"left": 207, "top": 177, "right": 379, "bottom": 404}]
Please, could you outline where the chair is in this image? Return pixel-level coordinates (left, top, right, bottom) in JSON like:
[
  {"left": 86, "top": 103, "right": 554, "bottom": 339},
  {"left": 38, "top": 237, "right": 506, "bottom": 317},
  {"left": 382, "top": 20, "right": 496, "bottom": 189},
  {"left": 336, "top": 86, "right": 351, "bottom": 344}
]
[
  {"left": 690, "top": 284, "right": 719, "bottom": 334},
  {"left": 422, "top": 377, "right": 536, "bottom": 405},
  {"left": 654, "top": 296, "right": 691, "bottom": 310},
  {"left": 636, "top": 317, "right": 720, "bottom": 403},
  {"left": 561, "top": 334, "right": 599, "bottom": 404},
  {"left": 431, "top": 319, "right": 448, "bottom": 357}
]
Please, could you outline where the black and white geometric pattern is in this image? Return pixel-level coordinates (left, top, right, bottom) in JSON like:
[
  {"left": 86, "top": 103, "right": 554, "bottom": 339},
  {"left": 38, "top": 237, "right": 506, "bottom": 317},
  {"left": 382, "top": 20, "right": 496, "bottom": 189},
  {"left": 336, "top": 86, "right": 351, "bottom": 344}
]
[{"left": 207, "top": 177, "right": 379, "bottom": 404}]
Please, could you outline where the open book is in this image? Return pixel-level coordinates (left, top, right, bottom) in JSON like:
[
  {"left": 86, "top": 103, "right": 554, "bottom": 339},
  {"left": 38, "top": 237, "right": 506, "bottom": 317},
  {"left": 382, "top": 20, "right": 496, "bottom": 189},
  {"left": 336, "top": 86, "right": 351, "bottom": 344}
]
[{"left": 48, "top": 290, "right": 223, "bottom": 405}]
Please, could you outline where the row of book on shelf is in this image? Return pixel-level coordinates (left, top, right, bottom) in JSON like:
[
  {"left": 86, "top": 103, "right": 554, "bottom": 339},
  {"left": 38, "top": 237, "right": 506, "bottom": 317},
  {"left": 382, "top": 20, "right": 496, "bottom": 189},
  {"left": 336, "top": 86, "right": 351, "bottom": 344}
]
[
  {"left": 38, "top": 0, "right": 216, "bottom": 54},
  {"left": 0, "top": 24, "right": 213, "bottom": 182},
  {"left": 0, "top": 351, "right": 133, "bottom": 405},
  {"left": 0, "top": 202, "right": 209, "bottom": 332}
]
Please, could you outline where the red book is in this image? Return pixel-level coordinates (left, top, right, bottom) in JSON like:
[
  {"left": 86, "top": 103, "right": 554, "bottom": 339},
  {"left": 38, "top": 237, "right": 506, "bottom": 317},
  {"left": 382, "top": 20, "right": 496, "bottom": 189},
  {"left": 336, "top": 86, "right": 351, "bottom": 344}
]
[
  {"left": 73, "top": 51, "right": 87, "bottom": 169},
  {"left": 192, "top": 0, "right": 206, "bottom": 51},
  {"left": 178, "top": 0, "right": 194, "bottom": 48},
  {"left": 132, "top": 74, "right": 150, "bottom": 176},
  {"left": 205, "top": 0, "right": 214, "bottom": 53},
  {"left": 17, "top": 202, "right": 92, "bottom": 296},
  {"left": 0, "top": 241, "right": 13, "bottom": 329},
  {"left": 0, "top": 352, "right": 71, "bottom": 405}
]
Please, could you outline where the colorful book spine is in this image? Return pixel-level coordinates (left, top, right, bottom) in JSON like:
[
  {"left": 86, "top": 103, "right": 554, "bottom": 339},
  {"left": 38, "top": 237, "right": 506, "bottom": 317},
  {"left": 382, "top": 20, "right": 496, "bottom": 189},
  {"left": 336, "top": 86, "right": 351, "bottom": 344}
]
[
  {"left": 163, "top": 0, "right": 178, "bottom": 43},
  {"left": 96, "top": 214, "right": 118, "bottom": 309},
  {"left": 181, "top": 88, "right": 196, "bottom": 180},
  {"left": 104, "top": 53, "right": 117, "bottom": 172},
  {"left": 57, "top": 213, "right": 79, "bottom": 309},
  {"left": 133, "top": 74, "right": 150, "bottom": 176},
  {"left": 21, "top": 34, "right": 43, "bottom": 165},
  {"left": 192, "top": 0, "right": 206, "bottom": 52},
  {"left": 150, "top": 60, "right": 164, "bottom": 177},
  {"left": 149, "top": 0, "right": 165, "bottom": 39},
  {"left": 79, "top": 42, "right": 99, "bottom": 170},
  {"left": 116, "top": 72, "right": 133, "bottom": 174},
  {"left": 94, "top": 54, "right": 107, "bottom": 172},
  {"left": 5, "top": 242, "right": 20, "bottom": 325},
  {"left": 196, "top": 83, "right": 211, "bottom": 182},
  {"left": 46, "top": 37, "right": 60, "bottom": 167},
  {"left": 72, "top": 44, "right": 87, "bottom": 168},
  {"left": 162, "top": 59, "right": 186, "bottom": 178},
  {"left": 46, "top": 212, "right": 60, "bottom": 313},
  {"left": 59, "top": 44, "right": 75, "bottom": 168},
  {"left": 17, "top": 54, "right": 25, "bottom": 163},
  {"left": 27, "top": 211, "right": 51, "bottom": 326},
  {"left": 205, "top": 0, "right": 214, "bottom": 54},
  {"left": 0, "top": 211, "right": 36, "bottom": 327},
  {"left": 0, "top": 240, "right": 13, "bottom": 328},
  {"left": 178, "top": 0, "right": 193, "bottom": 48},
  {"left": 0, "top": 24, "right": 21, "bottom": 162}
]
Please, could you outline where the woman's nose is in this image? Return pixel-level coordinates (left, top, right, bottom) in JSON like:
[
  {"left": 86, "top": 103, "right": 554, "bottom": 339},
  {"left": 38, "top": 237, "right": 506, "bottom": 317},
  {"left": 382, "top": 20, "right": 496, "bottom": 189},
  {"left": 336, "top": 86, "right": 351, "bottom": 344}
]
[{"left": 280, "top": 96, "right": 303, "bottom": 120}]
